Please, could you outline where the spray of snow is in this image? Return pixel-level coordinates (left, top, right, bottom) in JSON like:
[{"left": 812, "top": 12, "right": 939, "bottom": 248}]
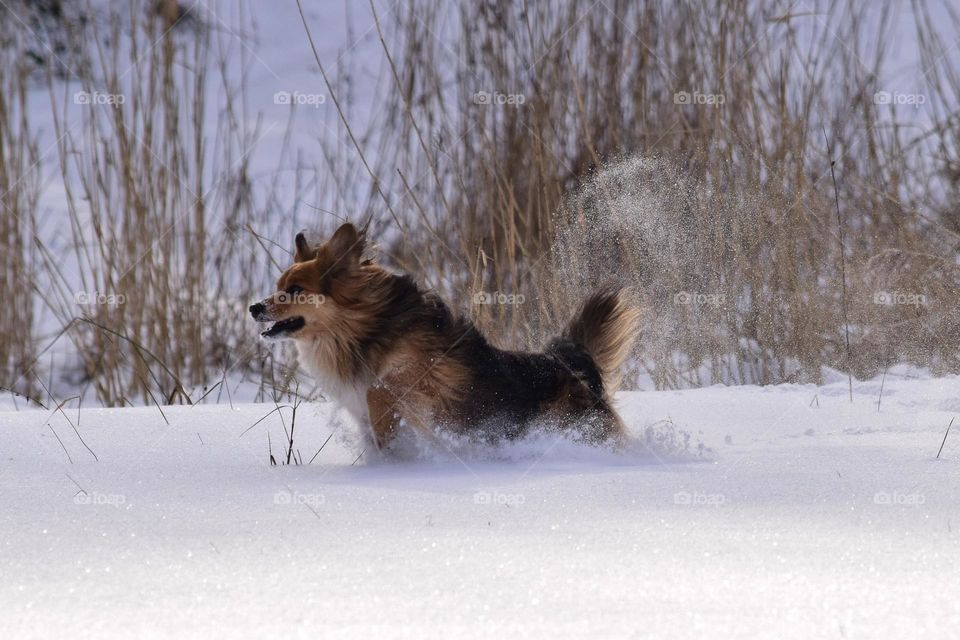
[
  {"left": 356, "top": 414, "right": 706, "bottom": 466},
  {"left": 549, "top": 154, "right": 775, "bottom": 386}
]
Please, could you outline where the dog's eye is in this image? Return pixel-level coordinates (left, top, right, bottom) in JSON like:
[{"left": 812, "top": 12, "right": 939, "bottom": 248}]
[{"left": 286, "top": 285, "right": 304, "bottom": 295}]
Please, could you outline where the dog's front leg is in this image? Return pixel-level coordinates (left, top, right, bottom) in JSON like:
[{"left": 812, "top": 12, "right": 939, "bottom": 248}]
[{"left": 366, "top": 386, "right": 401, "bottom": 452}]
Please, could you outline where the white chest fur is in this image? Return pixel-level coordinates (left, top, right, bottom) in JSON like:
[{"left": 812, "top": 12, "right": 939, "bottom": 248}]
[{"left": 295, "top": 338, "right": 371, "bottom": 427}]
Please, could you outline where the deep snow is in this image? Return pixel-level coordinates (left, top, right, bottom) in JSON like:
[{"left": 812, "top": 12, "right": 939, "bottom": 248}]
[{"left": 2, "top": 371, "right": 958, "bottom": 639}]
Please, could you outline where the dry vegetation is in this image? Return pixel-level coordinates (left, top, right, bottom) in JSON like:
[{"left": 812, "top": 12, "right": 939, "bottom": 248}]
[
  {"left": 0, "top": 14, "right": 41, "bottom": 403},
  {"left": 366, "top": 0, "right": 960, "bottom": 386},
  {"left": 1, "top": 0, "right": 959, "bottom": 407}
]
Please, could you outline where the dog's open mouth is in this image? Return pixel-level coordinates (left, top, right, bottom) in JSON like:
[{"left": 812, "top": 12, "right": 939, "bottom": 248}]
[{"left": 261, "top": 316, "right": 305, "bottom": 338}]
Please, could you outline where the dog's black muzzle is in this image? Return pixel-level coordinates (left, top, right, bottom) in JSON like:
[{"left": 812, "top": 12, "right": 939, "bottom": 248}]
[{"left": 249, "top": 302, "right": 267, "bottom": 321}]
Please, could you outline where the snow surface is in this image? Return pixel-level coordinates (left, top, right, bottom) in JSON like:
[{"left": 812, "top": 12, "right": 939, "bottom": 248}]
[{"left": 3, "top": 372, "right": 959, "bottom": 639}]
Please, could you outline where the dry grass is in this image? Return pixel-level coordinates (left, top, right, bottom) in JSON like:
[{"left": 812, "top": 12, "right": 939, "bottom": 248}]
[
  {"left": 1, "top": 1, "right": 319, "bottom": 406},
  {"left": 0, "top": 14, "right": 41, "bottom": 403},
  {"left": 352, "top": 0, "right": 960, "bottom": 386}
]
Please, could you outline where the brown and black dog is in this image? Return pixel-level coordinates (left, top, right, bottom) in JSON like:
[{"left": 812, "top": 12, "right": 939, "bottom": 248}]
[{"left": 250, "top": 223, "right": 641, "bottom": 453}]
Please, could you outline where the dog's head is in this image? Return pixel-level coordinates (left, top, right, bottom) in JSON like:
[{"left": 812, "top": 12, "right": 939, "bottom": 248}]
[{"left": 249, "top": 223, "right": 370, "bottom": 340}]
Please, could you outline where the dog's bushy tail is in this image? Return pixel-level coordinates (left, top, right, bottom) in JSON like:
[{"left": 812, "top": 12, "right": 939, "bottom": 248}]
[{"left": 556, "top": 288, "right": 641, "bottom": 395}]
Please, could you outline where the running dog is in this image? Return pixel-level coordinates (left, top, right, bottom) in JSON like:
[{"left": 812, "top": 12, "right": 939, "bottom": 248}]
[{"left": 250, "top": 223, "right": 640, "bottom": 452}]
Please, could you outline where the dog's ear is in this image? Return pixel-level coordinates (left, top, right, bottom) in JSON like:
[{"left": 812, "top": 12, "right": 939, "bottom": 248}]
[
  {"left": 294, "top": 232, "right": 314, "bottom": 262},
  {"left": 328, "top": 223, "right": 365, "bottom": 263}
]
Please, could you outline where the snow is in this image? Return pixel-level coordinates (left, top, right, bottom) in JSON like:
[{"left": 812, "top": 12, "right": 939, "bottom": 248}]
[{"left": 3, "top": 372, "right": 958, "bottom": 638}]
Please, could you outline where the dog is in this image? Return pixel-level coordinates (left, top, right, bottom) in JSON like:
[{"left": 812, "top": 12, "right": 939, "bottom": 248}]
[{"left": 250, "top": 223, "right": 641, "bottom": 453}]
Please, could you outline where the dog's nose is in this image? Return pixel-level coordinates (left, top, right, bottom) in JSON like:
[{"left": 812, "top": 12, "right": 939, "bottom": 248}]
[{"left": 249, "top": 302, "right": 265, "bottom": 319}]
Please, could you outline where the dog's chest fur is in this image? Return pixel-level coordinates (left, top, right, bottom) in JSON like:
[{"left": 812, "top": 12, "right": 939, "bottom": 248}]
[{"left": 296, "top": 337, "right": 371, "bottom": 426}]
